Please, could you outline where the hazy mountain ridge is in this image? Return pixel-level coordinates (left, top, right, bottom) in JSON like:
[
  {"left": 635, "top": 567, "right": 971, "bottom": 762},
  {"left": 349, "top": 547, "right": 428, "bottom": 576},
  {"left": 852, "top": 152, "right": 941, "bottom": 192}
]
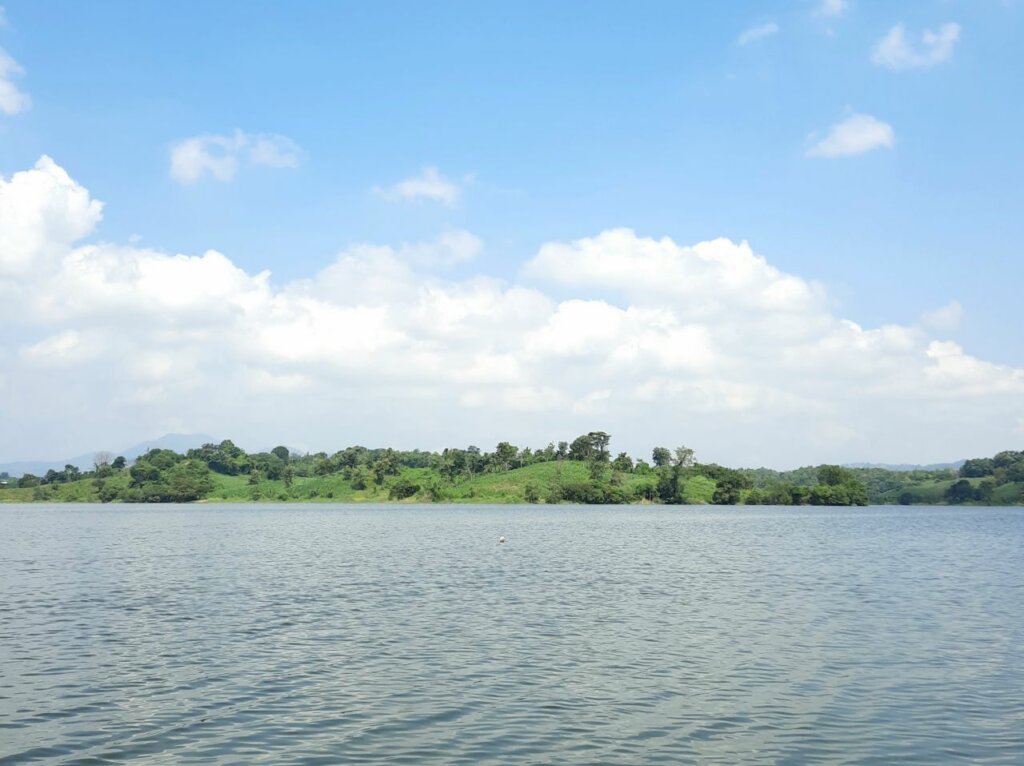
[
  {"left": 843, "top": 461, "right": 965, "bottom": 472},
  {"left": 0, "top": 434, "right": 214, "bottom": 478}
]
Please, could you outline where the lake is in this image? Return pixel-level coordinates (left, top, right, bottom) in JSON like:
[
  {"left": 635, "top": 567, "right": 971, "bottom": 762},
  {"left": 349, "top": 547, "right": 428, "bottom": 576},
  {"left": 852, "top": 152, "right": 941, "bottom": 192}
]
[{"left": 1, "top": 504, "right": 1022, "bottom": 764}]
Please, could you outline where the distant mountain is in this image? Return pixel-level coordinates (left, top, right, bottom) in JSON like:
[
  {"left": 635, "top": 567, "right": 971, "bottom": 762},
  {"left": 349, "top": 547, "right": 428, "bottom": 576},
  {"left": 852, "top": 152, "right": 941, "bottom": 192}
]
[
  {"left": 118, "top": 433, "right": 217, "bottom": 461},
  {"left": 0, "top": 433, "right": 215, "bottom": 478},
  {"left": 844, "top": 460, "right": 964, "bottom": 472}
]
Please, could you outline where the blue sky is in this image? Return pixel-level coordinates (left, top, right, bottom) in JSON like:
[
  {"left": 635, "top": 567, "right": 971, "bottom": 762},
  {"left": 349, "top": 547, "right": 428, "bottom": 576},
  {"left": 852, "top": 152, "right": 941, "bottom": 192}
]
[{"left": 0, "top": 1, "right": 1022, "bottom": 465}]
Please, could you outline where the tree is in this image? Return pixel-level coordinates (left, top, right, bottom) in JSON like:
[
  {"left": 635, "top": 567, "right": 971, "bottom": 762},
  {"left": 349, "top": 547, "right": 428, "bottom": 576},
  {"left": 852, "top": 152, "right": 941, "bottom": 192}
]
[
  {"left": 568, "top": 435, "right": 592, "bottom": 461},
  {"left": 945, "top": 479, "right": 977, "bottom": 504},
  {"left": 112, "top": 456, "right": 127, "bottom": 470},
  {"left": 94, "top": 452, "right": 114, "bottom": 470},
  {"left": 371, "top": 451, "right": 396, "bottom": 485},
  {"left": 164, "top": 460, "right": 214, "bottom": 502},
  {"left": 1005, "top": 461, "right": 1024, "bottom": 483},
  {"left": 993, "top": 450, "right": 1023, "bottom": 470},
  {"left": 189, "top": 439, "right": 252, "bottom": 475},
  {"left": 712, "top": 474, "right": 743, "bottom": 505},
  {"left": 745, "top": 489, "right": 767, "bottom": 505},
  {"left": 587, "top": 432, "right": 611, "bottom": 460},
  {"left": 388, "top": 477, "right": 420, "bottom": 500},
  {"left": 818, "top": 465, "right": 852, "bottom": 487},
  {"left": 585, "top": 433, "right": 612, "bottom": 481},
  {"left": 423, "top": 477, "right": 449, "bottom": 502},
  {"left": 350, "top": 467, "right": 369, "bottom": 490},
  {"left": 790, "top": 485, "right": 810, "bottom": 505},
  {"left": 492, "top": 442, "right": 519, "bottom": 472},
  {"left": 651, "top": 447, "right": 671, "bottom": 468},
  {"left": 271, "top": 445, "right": 291, "bottom": 462},
  {"left": 611, "top": 452, "right": 634, "bottom": 472},
  {"left": 960, "top": 458, "right": 994, "bottom": 478},
  {"left": 673, "top": 447, "right": 695, "bottom": 469}
]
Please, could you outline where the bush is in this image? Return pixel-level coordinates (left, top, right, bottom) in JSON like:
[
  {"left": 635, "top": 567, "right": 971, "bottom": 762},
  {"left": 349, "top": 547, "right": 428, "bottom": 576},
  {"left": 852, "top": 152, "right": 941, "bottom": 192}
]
[
  {"left": 559, "top": 481, "right": 629, "bottom": 504},
  {"left": 389, "top": 477, "right": 420, "bottom": 500}
]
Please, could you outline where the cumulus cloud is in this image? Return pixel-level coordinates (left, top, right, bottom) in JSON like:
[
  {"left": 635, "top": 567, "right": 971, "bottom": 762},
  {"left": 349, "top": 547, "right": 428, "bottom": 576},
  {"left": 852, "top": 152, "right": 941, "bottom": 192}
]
[
  {"left": 806, "top": 113, "right": 894, "bottom": 158},
  {"left": 169, "top": 130, "right": 303, "bottom": 184},
  {"left": 1, "top": 158, "right": 1021, "bottom": 467},
  {"left": 814, "top": 0, "right": 848, "bottom": 18},
  {"left": 872, "top": 23, "right": 960, "bottom": 71},
  {"left": 0, "top": 47, "right": 30, "bottom": 115},
  {"left": 737, "top": 22, "right": 779, "bottom": 46},
  {"left": 374, "top": 166, "right": 463, "bottom": 206},
  {"left": 0, "top": 156, "right": 103, "bottom": 277}
]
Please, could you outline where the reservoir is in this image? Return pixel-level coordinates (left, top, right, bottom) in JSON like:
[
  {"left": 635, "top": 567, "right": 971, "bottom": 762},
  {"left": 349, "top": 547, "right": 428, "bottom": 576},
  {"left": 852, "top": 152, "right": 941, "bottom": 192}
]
[{"left": 1, "top": 504, "right": 1021, "bottom": 764}]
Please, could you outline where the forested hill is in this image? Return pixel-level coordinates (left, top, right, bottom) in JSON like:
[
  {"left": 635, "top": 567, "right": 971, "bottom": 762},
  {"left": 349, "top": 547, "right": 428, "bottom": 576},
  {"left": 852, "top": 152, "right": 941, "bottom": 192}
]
[{"left": 1, "top": 435, "right": 1022, "bottom": 506}]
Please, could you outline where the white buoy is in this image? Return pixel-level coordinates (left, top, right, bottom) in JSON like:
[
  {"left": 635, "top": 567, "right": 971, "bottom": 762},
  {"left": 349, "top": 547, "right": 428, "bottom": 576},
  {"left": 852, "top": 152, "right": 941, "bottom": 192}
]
[{"left": 498, "top": 536, "right": 506, "bottom": 544}]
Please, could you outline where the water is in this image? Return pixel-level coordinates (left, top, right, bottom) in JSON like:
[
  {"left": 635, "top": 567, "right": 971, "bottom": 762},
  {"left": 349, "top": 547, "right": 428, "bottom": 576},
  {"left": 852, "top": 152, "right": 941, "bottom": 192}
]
[{"left": 1, "top": 504, "right": 1022, "bottom": 764}]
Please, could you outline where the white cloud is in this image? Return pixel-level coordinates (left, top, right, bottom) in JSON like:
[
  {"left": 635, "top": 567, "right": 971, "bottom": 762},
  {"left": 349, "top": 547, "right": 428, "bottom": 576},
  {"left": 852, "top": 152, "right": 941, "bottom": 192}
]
[
  {"left": 872, "top": 23, "right": 961, "bottom": 71},
  {"left": 2, "top": 158, "right": 1022, "bottom": 467},
  {"left": 737, "top": 22, "right": 779, "bottom": 46},
  {"left": 806, "top": 113, "right": 894, "bottom": 158},
  {"left": 0, "top": 47, "right": 30, "bottom": 115},
  {"left": 248, "top": 134, "right": 304, "bottom": 169},
  {"left": 924, "top": 341, "right": 1024, "bottom": 395},
  {"left": 169, "top": 130, "right": 303, "bottom": 184},
  {"left": 814, "top": 0, "right": 848, "bottom": 19},
  {"left": 374, "top": 166, "right": 463, "bottom": 206},
  {"left": 921, "top": 300, "right": 963, "bottom": 331},
  {"left": 0, "top": 156, "right": 104, "bottom": 277}
]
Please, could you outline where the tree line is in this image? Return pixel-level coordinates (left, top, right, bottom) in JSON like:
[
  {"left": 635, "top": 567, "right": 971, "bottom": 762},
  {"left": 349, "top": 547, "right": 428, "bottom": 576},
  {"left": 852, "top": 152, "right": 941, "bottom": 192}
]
[
  {"left": 4, "top": 435, "right": 1021, "bottom": 505},
  {"left": 1, "top": 431, "right": 885, "bottom": 506}
]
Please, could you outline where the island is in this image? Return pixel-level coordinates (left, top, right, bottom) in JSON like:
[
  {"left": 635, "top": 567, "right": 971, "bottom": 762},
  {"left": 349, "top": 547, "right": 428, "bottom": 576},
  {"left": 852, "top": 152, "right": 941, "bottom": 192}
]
[{"left": 2, "top": 433, "right": 1022, "bottom": 506}]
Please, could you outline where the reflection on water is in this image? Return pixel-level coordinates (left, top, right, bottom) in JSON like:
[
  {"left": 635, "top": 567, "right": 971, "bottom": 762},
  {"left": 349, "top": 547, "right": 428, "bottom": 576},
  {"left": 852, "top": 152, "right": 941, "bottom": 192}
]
[{"left": 1, "top": 504, "right": 1022, "bottom": 764}]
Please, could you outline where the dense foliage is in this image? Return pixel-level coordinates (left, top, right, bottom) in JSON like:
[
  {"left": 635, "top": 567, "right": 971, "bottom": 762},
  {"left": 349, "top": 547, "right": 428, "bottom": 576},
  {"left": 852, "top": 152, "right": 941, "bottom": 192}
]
[{"left": 2, "top": 437, "right": 1021, "bottom": 507}]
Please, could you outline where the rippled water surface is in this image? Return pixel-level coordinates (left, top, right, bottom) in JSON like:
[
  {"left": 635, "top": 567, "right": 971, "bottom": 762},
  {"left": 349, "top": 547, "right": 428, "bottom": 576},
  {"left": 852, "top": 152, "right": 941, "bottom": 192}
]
[{"left": 1, "top": 504, "right": 1022, "bottom": 764}]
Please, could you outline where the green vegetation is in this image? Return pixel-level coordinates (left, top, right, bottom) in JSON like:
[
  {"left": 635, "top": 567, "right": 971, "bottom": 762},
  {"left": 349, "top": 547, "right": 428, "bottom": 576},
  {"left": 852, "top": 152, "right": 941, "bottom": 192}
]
[{"left": 2, "top": 436, "right": 1022, "bottom": 507}]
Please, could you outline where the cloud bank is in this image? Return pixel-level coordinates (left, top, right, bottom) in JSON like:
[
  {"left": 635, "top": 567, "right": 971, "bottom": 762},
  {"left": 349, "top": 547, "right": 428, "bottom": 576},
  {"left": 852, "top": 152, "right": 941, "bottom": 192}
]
[{"left": 2, "top": 158, "right": 1021, "bottom": 466}]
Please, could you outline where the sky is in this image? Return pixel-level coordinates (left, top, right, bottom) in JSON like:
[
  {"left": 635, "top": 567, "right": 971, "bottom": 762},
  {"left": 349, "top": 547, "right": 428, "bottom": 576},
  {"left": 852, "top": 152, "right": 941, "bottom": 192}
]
[{"left": 0, "top": 0, "right": 1022, "bottom": 468}]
